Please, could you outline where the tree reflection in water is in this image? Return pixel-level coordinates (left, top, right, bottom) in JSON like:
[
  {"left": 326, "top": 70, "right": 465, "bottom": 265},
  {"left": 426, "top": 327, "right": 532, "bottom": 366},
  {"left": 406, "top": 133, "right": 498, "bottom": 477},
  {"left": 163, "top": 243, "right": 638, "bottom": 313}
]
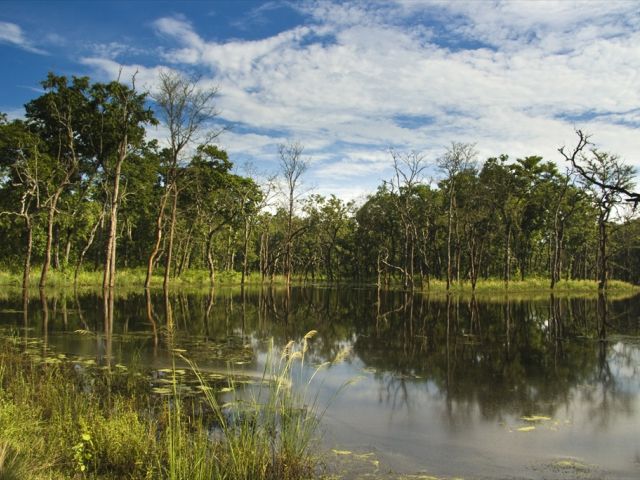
[{"left": 1, "top": 286, "right": 639, "bottom": 473}]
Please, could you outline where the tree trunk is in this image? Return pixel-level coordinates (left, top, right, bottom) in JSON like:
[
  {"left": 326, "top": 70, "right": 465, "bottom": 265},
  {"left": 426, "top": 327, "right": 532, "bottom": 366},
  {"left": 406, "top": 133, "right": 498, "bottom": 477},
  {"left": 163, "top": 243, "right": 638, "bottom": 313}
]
[
  {"left": 75, "top": 211, "right": 104, "bottom": 288},
  {"left": 598, "top": 216, "right": 607, "bottom": 290},
  {"left": 64, "top": 229, "right": 72, "bottom": 267},
  {"left": 103, "top": 142, "right": 126, "bottom": 290},
  {"left": 22, "top": 215, "right": 33, "bottom": 290},
  {"left": 503, "top": 223, "right": 512, "bottom": 286},
  {"left": 446, "top": 188, "right": 454, "bottom": 290},
  {"left": 241, "top": 219, "right": 251, "bottom": 286},
  {"left": 145, "top": 188, "right": 170, "bottom": 288},
  {"left": 163, "top": 185, "right": 178, "bottom": 290},
  {"left": 53, "top": 223, "right": 61, "bottom": 270},
  {"left": 40, "top": 189, "right": 63, "bottom": 288},
  {"left": 206, "top": 228, "right": 216, "bottom": 287},
  {"left": 176, "top": 224, "right": 195, "bottom": 277}
]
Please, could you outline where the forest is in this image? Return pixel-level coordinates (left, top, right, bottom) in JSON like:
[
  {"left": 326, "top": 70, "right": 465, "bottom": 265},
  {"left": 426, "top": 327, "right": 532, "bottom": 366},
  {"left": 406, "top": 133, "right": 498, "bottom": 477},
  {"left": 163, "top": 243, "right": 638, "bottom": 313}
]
[{"left": 0, "top": 72, "right": 638, "bottom": 291}]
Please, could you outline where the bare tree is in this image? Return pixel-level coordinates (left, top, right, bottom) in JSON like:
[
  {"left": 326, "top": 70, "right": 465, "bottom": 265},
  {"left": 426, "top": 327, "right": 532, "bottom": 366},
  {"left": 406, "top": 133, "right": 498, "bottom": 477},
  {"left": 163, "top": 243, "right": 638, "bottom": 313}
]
[
  {"left": 279, "top": 142, "right": 309, "bottom": 285},
  {"left": 560, "top": 130, "right": 639, "bottom": 208},
  {"left": 384, "top": 150, "right": 428, "bottom": 290},
  {"left": 559, "top": 130, "right": 636, "bottom": 289},
  {"left": 437, "top": 142, "right": 477, "bottom": 290},
  {"left": 145, "top": 70, "right": 222, "bottom": 289}
]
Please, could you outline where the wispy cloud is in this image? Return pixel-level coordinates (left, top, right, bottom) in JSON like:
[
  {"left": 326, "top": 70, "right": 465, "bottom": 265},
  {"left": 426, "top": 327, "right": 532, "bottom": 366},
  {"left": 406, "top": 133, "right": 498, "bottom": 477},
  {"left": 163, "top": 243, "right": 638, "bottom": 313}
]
[
  {"left": 88, "top": 42, "right": 147, "bottom": 60},
  {"left": 0, "top": 21, "right": 47, "bottom": 54}
]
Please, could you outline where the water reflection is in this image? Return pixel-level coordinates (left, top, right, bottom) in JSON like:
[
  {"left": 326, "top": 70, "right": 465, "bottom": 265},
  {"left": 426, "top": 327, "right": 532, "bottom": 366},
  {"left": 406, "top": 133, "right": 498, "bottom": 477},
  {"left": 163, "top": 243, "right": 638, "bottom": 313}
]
[{"left": 1, "top": 287, "right": 639, "bottom": 477}]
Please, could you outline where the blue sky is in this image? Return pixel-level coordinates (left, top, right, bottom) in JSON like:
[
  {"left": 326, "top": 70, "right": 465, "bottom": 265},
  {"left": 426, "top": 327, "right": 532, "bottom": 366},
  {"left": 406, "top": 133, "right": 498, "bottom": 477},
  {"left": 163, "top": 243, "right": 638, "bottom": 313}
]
[{"left": 1, "top": 0, "right": 639, "bottom": 202}]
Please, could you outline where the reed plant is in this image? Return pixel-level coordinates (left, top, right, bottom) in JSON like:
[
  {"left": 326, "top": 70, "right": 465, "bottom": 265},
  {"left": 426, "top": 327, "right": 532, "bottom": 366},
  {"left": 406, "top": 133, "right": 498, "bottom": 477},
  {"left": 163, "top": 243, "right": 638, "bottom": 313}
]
[{"left": 168, "top": 329, "right": 333, "bottom": 480}]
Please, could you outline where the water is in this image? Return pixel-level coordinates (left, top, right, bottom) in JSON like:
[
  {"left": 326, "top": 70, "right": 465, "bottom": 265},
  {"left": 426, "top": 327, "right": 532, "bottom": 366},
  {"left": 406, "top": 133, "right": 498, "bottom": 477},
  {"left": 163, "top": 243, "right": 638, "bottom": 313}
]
[{"left": 1, "top": 286, "right": 639, "bottom": 479}]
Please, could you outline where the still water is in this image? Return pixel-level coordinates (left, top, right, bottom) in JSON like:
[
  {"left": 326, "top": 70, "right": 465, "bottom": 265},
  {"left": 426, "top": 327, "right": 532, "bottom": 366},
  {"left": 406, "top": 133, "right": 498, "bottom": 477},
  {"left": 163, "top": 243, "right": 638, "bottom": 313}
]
[{"left": 1, "top": 286, "right": 639, "bottom": 479}]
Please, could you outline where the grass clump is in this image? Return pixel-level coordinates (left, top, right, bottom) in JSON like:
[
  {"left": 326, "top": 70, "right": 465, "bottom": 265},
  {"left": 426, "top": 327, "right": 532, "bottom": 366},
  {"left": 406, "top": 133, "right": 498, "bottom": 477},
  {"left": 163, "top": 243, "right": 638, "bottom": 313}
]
[{"left": 167, "top": 330, "right": 329, "bottom": 480}]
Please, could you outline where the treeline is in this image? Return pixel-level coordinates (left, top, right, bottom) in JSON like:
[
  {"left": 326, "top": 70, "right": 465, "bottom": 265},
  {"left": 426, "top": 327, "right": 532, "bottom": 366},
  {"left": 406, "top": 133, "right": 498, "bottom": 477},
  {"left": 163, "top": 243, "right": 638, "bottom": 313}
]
[{"left": 0, "top": 72, "right": 638, "bottom": 290}]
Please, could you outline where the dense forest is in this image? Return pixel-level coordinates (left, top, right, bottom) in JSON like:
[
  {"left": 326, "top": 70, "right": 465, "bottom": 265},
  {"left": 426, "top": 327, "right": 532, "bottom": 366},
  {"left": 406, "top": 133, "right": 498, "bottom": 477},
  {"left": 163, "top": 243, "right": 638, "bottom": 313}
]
[{"left": 0, "top": 72, "right": 638, "bottom": 290}]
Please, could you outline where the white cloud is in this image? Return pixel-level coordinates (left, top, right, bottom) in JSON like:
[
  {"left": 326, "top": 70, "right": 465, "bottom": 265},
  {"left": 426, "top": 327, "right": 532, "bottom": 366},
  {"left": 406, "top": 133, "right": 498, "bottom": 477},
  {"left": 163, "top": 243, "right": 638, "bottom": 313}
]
[
  {"left": 80, "top": 2, "right": 640, "bottom": 198},
  {"left": 1, "top": 107, "right": 26, "bottom": 120},
  {"left": 0, "top": 21, "right": 47, "bottom": 54}
]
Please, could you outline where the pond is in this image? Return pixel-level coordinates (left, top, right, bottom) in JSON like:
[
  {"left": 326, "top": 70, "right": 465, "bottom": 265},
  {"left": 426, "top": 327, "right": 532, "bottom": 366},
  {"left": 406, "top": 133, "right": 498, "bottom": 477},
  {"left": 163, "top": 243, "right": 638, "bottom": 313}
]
[{"left": 1, "top": 286, "right": 639, "bottom": 479}]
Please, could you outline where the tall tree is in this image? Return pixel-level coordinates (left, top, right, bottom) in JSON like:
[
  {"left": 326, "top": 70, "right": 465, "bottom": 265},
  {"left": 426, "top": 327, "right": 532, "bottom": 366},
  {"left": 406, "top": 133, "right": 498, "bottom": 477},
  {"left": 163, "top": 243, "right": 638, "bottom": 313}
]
[
  {"left": 437, "top": 142, "right": 477, "bottom": 290},
  {"left": 145, "top": 71, "right": 221, "bottom": 289},
  {"left": 25, "top": 74, "right": 91, "bottom": 287},
  {"left": 559, "top": 131, "right": 636, "bottom": 289},
  {"left": 387, "top": 150, "right": 427, "bottom": 290},
  {"left": 278, "top": 142, "right": 308, "bottom": 285},
  {"left": 91, "top": 76, "right": 156, "bottom": 289},
  {"left": 0, "top": 118, "right": 41, "bottom": 289}
]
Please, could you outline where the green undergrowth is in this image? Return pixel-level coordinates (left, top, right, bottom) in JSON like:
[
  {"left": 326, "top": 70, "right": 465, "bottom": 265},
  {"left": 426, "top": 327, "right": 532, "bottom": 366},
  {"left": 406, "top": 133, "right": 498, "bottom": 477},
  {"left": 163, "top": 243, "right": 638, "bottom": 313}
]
[
  {"left": 0, "top": 331, "right": 332, "bottom": 479},
  {"left": 0, "top": 267, "right": 324, "bottom": 289},
  {"left": 0, "top": 267, "right": 638, "bottom": 300},
  {"left": 416, "top": 278, "right": 639, "bottom": 297}
]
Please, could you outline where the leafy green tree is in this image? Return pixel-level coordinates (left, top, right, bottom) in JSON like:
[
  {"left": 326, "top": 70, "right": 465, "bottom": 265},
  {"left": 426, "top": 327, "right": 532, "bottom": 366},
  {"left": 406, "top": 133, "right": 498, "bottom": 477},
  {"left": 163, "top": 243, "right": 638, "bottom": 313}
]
[
  {"left": 0, "top": 118, "right": 42, "bottom": 288},
  {"left": 24, "top": 74, "right": 92, "bottom": 287},
  {"left": 89, "top": 77, "right": 156, "bottom": 288}
]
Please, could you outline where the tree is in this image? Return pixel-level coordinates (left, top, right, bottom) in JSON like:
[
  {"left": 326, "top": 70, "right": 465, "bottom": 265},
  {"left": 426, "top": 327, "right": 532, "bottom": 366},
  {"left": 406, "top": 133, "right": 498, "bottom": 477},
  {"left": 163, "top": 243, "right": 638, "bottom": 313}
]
[
  {"left": 145, "top": 71, "right": 221, "bottom": 289},
  {"left": 24, "top": 74, "right": 91, "bottom": 287},
  {"left": 559, "top": 131, "right": 636, "bottom": 289},
  {"left": 90, "top": 76, "right": 156, "bottom": 289},
  {"left": 437, "top": 142, "right": 477, "bottom": 290},
  {"left": 0, "top": 118, "right": 41, "bottom": 289},
  {"left": 386, "top": 150, "right": 428, "bottom": 290},
  {"left": 278, "top": 142, "right": 308, "bottom": 285}
]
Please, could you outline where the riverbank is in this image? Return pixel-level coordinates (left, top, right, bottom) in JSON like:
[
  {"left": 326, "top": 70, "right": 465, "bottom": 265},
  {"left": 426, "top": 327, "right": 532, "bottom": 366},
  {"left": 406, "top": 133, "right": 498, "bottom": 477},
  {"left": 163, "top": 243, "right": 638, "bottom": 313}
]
[{"left": 0, "top": 267, "right": 637, "bottom": 297}]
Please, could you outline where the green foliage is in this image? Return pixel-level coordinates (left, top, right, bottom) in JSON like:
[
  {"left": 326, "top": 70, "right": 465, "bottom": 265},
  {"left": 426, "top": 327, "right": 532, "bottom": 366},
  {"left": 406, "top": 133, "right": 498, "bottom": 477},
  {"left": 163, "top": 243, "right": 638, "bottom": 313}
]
[{"left": 1, "top": 73, "right": 639, "bottom": 289}]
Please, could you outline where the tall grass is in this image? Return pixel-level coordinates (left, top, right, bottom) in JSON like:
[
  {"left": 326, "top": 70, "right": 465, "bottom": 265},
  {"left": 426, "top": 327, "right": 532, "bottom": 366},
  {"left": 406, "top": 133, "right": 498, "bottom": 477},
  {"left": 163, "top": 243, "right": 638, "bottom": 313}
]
[
  {"left": 165, "top": 330, "right": 333, "bottom": 480},
  {"left": 0, "top": 331, "right": 334, "bottom": 479}
]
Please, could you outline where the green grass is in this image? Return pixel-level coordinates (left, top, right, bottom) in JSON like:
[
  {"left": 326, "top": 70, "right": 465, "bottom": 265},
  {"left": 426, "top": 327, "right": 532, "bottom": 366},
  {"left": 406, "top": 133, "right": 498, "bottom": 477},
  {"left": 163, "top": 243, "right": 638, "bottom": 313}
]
[
  {"left": 0, "top": 332, "right": 330, "bottom": 480},
  {"left": 0, "top": 267, "right": 291, "bottom": 289},
  {"left": 0, "top": 266, "right": 638, "bottom": 299},
  {"left": 415, "top": 277, "right": 639, "bottom": 297}
]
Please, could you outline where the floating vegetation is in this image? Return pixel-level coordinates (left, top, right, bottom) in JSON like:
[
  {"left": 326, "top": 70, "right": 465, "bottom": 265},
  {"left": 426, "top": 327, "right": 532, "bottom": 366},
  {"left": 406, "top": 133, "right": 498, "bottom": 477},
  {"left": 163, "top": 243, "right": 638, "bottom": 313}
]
[
  {"left": 553, "top": 459, "right": 590, "bottom": 471},
  {"left": 521, "top": 415, "right": 552, "bottom": 422},
  {"left": 516, "top": 425, "right": 536, "bottom": 432},
  {"left": 502, "top": 412, "right": 573, "bottom": 434}
]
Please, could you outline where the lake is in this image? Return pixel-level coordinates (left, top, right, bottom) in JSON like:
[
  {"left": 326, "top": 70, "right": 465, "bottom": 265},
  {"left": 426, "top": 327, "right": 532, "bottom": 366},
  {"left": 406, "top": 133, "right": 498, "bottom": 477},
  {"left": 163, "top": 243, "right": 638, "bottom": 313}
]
[{"left": 1, "top": 286, "right": 639, "bottom": 479}]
